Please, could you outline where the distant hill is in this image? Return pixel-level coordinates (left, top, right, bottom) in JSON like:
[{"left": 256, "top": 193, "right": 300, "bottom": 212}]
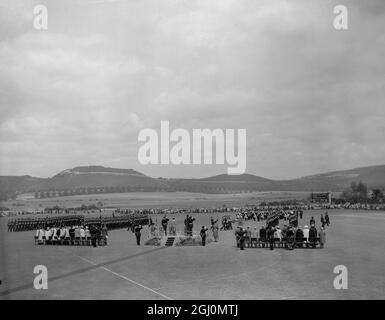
[
  {"left": 200, "top": 173, "right": 273, "bottom": 183},
  {"left": 37, "top": 166, "right": 169, "bottom": 194},
  {"left": 166, "top": 173, "right": 276, "bottom": 193},
  {"left": 276, "top": 165, "right": 385, "bottom": 192},
  {"left": 1, "top": 164, "right": 385, "bottom": 200},
  {"left": 55, "top": 166, "right": 145, "bottom": 177},
  {"left": 0, "top": 176, "right": 45, "bottom": 201}
]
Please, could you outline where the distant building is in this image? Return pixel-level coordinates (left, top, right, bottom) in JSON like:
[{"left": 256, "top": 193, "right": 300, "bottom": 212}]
[{"left": 310, "top": 192, "right": 332, "bottom": 204}]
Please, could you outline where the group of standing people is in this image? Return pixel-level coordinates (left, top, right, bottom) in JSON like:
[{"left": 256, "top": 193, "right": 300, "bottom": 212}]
[
  {"left": 184, "top": 215, "right": 196, "bottom": 236},
  {"left": 320, "top": 212, "right": 330, "bottom": 228},
  {"left": 132, "top": 215, "right": 221, "bottom": 246}
]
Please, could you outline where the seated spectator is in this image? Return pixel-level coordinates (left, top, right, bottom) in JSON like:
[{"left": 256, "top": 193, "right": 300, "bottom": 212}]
[
  {"left": 309, "top": 225, "right": 318, "bottom": 247},
  {"left": 281, "top": 225, "right": 288, "bottom": 238},
  {"left": 69, "top": 226, "right": 75, "bottom": 240},
  {"left": 51, "top": 227, "right": 57, "bottom": 242},
  {"left": 245, "top": 227, "right": 252, "bottom": 247},
  {"left": 259, "top": 226, "right": 266, "bottom": 247},
  {"left": 60, "top": 226, "right": 66, "bottom": 240},
  {"left": 85, "top": 226, "right": 91, "bottom": 239},
  {"left": 79, "top": 225, "right": 85, "bottom": 239},
  {"left": 286, "top": 226, "right": 295, "bottom": 250},
  {"left": 44, "top": 227, "right": 52, "bottom": 239},
  {"left": 55, "top": 227, "right": 61, "bottom": 241},
  {"left": 101, "top": 224, "right": 108, "bottom": 243},
  {"left": 74, "top": 226, "right": 80, "bottom": 239},
  {"left": 303, "top": 225, "right": 310, "bottom": 244},
  {"left": 275, "top": 226, "right": 282, "bottom": 243},
  {"left": 251, "top": 227, "right": 258, "bottom": 247},
  {"left": 64, "top": 226, "right": 70, "bottom": 240},
  {"left": 35, "top": 228, "right": 44, "bottom": 243},
  {"left": 295, "top": 227, "right": 304, "bottom": 247}
]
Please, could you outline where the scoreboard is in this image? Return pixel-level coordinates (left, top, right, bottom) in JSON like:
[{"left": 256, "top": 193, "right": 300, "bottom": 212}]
[{"left": 310, "top": 192, "right": 332, "bottom": 204}]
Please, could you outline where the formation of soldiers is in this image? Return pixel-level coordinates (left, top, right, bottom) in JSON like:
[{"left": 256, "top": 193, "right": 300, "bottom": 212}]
[
  {"left": 8, "top": 213, "right": 150, "bottom": 232},
  {"left": 113, "top": 205, "right": 306, "bottom": 216},
  {"left": 233, "top": 209, "right": 303, "bottom": 225},
  {"left": 8, "top": 215, "right": 84, "bottom": 232}
]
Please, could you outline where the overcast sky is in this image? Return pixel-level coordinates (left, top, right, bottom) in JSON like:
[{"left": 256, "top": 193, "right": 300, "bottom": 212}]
[{"left": 0, "top": 0, "right": 384, "bottom": 179}]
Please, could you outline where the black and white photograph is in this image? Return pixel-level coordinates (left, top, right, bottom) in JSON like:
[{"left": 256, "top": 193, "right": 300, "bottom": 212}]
[{"left": 0, "top": 0, "right": 385, "bottom": 303}]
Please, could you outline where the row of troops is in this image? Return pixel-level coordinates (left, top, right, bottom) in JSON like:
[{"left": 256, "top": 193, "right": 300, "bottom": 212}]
[
  {"left": 9, "top": 214, "right": 150, "bottom": 232},
  {"left": 115, "top": 206, "right": 307, "bottom": 216},
  {"left": 8, "top": 215, "right": 84, "bottom": 232},
  {"left": 239, "top": 209, "right": 305, "bottom": 222}
]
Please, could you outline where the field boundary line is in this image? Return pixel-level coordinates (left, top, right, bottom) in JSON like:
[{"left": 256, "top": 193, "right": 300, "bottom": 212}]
[
  {"left": 78, "top": 256, "right": 173, "bottom": 300},
  {"left": 0, "top": 246, "right": 168, "bottom": 298}
]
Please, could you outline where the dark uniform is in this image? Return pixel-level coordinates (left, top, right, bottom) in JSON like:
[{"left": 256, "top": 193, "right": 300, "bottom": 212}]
[
  {"left": 320, "top": 215, "right": 325, "bottom": 228},
  {"left": 295, "top": 228, "right": 304, "bottom": 248},
  {"left": 259, "top": 226, "right": 266, "bottom": 248},
  {"left": 134, "top": 225, "right": 143, "bottom": 245},
  {"left": 187, "top": 216, "right": 195, "bottom": 236},
  {"left": 200, "top": 227, "right": 208, "bottom": 246},
  {"left": 309, "top": 226, "right": 318, "bottom": 248},
  {"left": 161, "top": 217, "right": 169, "bottom": 236},
  {"left": 90, "top": 225, "right": 100, "bottom": 247},
  {"left": 325, "top": 212, "right": 330, "bottom": 226},
  {"left": 267, "top": 226, "right": 276, "bottom": 250},
  {"left": 238, "top": 228, "right": 246, "bottom": 250},
  {"left": 286, "top": 226, "right": 295, "bottom": 250}
]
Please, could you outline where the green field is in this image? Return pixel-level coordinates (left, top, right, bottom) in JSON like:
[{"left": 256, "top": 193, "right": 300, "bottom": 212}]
[{"left": 0, "top": 192, "right": 384, "bottom": 300}]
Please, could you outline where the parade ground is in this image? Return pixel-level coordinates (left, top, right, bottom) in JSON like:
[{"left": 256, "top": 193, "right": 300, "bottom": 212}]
[{"left": 0, "top": 193, "right": 384, "bottom": 300}]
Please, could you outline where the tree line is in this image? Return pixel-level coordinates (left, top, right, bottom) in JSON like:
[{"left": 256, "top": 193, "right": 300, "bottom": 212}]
[{"left": 338, "top": 181, "right": 384, "bottom": 204}]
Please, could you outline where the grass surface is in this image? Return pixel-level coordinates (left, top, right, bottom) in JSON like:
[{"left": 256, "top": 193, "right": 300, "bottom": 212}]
[{"left": 1, "top": 194, "right": 384, "bottom": 299}]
